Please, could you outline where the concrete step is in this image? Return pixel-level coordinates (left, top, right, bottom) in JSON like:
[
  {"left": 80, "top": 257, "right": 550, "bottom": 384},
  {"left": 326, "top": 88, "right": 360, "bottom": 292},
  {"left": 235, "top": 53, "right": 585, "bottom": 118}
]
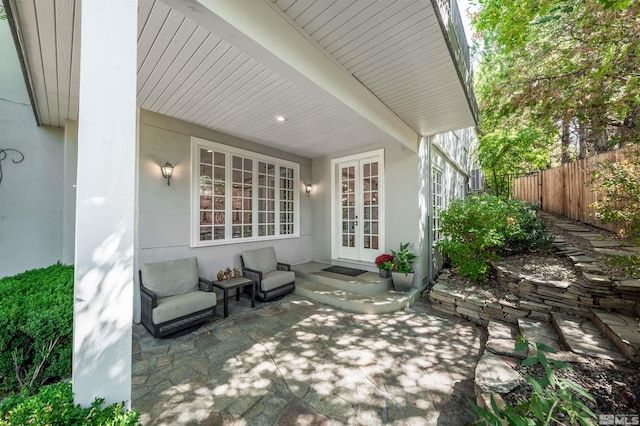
[
  {"left": 294, "top": 278, "right": 418, "bottom": 314},
  {"left": 293, "top": 262, "right": 391, "bottom": 294},
  {"left": 551, "top": 313, "right": 626, "bottom": 362},
  {"left": 591, "top": 310, "right": 640, "bottom": 363}
]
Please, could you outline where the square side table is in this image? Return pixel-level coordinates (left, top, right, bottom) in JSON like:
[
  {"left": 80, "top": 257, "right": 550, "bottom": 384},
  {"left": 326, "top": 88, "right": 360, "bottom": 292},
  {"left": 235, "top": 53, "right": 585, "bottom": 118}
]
[{"left": 211, "top": 276, "right": 255, "bottom": 318}]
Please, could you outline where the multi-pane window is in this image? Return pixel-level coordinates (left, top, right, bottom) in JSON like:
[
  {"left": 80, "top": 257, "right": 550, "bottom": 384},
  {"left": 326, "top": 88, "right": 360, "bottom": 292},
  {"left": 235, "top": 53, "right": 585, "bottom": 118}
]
[
  {"left": 231, "top": 155, "right": 253, "bottom": 239},
  {"left": 362, "top": 161, "right": 379, "bottom": 250},
  {"left": 199, "top": 148, "right": 226, "bottom": 241},
  {"left": 433, "top": 168, "right": 443, "bottom": 242},
  {"left": 257, "top": 161, "right": 276, "bottom": 237},
  {"left": 193, "top": 138, "right": 299, "bottom": 246},
  {"left": 341, "top": 165, "right": 356, "bottom": 248},
  {"left": 279, "top": 166, "right": 295, "bottom": 235}
]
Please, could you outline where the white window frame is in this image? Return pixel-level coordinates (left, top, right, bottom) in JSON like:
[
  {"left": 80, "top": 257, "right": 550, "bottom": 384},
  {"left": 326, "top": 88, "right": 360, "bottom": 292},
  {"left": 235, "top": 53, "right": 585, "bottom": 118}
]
[
  {"left": 190, "top": 137, "right": 300, "bottom": 247},
  {"left": 433, "top": 167, "right": 444, "bottom": 243}
]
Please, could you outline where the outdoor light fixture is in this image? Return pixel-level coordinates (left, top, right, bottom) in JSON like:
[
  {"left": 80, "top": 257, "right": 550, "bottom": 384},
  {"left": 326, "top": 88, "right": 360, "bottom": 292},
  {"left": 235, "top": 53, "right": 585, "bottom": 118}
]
[
  {"left": 274, "top": 115, "right": 286, "bottom": 122},
  {"left": 161, "top": 161, "right": 174, "bottom": 186},
  {"left": 305, "top": 183, "right": 313, "bottom": 196}
]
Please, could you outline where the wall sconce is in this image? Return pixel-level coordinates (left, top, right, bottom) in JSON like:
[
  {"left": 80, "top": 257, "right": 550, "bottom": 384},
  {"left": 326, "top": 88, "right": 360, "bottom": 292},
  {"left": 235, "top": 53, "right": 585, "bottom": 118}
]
[
  {"left": 305, "top": 183, "right": 313, "bottom": 197},
  {"left": 161, "top": 161, "right": 174, "bottom": 186}
]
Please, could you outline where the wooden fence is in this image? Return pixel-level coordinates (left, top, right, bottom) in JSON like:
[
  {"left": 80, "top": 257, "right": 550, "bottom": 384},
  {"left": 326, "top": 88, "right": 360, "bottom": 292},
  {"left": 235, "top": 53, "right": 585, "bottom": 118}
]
[{"left": 513, "top": 145, "right": 638, "bottom": 234}]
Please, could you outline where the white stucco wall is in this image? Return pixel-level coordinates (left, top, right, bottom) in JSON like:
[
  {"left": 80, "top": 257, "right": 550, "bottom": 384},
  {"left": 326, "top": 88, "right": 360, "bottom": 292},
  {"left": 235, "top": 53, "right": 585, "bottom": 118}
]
[
  {"left": 137, "top": 110, "right": 313, "bottom": 281},
  {"left": 311, "top": 143, "right": 422, "bottom": 287},
  {"left": 419, "top": 127, "right": 477, "bottom": 278},
  {"left": 0, "top": 21, "right": 64, "bottom": 277}
]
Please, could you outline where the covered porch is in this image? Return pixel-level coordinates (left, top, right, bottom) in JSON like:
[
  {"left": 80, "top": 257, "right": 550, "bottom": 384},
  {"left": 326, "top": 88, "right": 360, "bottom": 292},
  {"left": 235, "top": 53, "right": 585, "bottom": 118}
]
[
  {"left": 131, "top": 293, "right": 480, "bottom": 424},
  {"left": 5, "top": 0, "right": 477, "bottom": 408}
]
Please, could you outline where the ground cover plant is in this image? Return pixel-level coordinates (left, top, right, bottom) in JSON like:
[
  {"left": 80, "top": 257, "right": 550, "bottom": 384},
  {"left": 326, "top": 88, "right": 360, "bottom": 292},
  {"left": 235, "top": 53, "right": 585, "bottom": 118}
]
[
  {"left": 473, "top": 339, "right": 597, "bottom": 426},
  {"left": 0, "top": 263, "right": 73, "bottom": 394},
  {"left": 435, "top": 194, "right": 553, "bottom": 281},
  {"left": 0, "top": 381, "right": 140, "bottom": 426}
]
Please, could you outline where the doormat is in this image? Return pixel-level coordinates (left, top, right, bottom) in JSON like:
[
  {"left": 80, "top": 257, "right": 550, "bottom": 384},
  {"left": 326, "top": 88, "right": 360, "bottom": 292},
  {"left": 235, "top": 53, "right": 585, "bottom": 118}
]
[{"left": 322, "top": 266, "right": 367, "bottom": 277}]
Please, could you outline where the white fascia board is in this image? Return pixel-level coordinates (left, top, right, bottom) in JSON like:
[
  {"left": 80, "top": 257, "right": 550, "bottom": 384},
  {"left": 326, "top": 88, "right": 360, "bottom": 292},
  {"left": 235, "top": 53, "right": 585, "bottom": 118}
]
[{"left": 161, "top": 0, "right": 419, "bottom": 152}]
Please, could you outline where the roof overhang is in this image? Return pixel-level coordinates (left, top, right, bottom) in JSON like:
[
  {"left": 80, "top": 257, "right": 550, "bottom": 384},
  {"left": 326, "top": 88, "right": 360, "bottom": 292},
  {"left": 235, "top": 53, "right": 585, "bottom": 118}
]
[{"left": 5, "top": 0, "right": 477, "bottom": 158}]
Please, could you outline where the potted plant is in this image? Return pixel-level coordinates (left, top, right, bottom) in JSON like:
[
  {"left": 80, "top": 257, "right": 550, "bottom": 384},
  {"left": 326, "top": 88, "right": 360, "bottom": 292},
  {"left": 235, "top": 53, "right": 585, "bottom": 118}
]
[
  {"left": 233, "top": 266, "right": 240, "bottom": 278},
  {"left": 375, "top": 253, "right": 394, "bottom": 278},
  {"left": 224, "top": 267, "right": 232, "bottom": 280},
  {"left": 391, "top": 242, "right": 417, "bottom": 292},
  {"left": 217, "top": 270, "right": 224, "bottom": 282}
]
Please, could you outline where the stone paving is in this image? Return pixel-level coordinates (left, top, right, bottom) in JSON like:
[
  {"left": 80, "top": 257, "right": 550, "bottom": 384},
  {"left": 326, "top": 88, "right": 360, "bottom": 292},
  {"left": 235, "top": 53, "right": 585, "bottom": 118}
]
[{"left": 132, "top": 294, "right": 481, "bottom": 425}]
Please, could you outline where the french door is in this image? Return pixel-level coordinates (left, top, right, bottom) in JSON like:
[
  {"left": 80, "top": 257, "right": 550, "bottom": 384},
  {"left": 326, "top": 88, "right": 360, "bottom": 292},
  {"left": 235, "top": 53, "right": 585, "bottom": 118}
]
[{"left": 333, "top": 151, "right": 384, "bottom": 263}]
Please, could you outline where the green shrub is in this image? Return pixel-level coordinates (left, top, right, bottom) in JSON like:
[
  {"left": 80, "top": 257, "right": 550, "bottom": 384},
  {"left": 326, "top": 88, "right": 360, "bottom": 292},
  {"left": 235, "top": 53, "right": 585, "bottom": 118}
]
[
  {"left": 0, "top": 263, "right": 74, "bottom": 394},
  {"left": 436, "top": 194, "right": 552, "bottom": 281},
  {"left": 0, "top": 381, "right": 140, "bottom": 426},
  {"left": 472, "top": 339, "right": 596, "bottom": 425},
  {"left": 608, "top": 255, "right": 640, "bottom": 277}
]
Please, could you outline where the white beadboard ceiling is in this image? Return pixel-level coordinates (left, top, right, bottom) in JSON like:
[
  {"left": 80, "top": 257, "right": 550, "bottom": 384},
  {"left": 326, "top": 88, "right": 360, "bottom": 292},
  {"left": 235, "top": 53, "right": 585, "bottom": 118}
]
[{"left": 7, "top": 0, "right": 475, "bottom": 158}]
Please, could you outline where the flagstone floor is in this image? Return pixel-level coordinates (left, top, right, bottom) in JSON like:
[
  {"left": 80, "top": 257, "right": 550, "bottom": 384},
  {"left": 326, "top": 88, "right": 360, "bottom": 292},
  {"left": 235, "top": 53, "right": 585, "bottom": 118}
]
[{"left": 132, "top": 294, "right": 481, "bottom": 425}]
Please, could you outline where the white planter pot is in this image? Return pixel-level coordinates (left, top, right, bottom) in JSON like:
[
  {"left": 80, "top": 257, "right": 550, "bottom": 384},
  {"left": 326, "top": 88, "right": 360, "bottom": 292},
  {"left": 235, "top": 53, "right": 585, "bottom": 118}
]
[{"left": 391, "top": 271, "right": 414, "bottom": 292}]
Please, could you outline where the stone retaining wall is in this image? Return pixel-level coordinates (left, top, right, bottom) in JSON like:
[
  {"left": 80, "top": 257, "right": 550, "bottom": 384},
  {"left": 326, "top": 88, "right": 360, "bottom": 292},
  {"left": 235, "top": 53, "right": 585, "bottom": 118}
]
[{"left": 430, "top": 249, "right": 640, "bottom": 326}]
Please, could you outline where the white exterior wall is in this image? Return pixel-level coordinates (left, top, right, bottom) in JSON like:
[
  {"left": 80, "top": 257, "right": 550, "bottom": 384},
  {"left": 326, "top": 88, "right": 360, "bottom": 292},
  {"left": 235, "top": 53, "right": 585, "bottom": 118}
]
[
  {"left": 0, "top": 21, "right": 64, "bottom": 277},
  {"left": 311, "top": 143, "right": 422, "bottom": 288},
  {"left": 137, "top": 109, "right": 313, "bottom": 280},
  {"left": 419, "top": 128, "right": 477, "bottom": 277}
]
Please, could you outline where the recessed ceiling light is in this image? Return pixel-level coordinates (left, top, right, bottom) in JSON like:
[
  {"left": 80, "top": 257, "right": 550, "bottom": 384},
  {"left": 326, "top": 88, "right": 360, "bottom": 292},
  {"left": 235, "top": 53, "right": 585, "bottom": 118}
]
[{"left": 274, "top": 115, "right": 286, "bottom": 122}]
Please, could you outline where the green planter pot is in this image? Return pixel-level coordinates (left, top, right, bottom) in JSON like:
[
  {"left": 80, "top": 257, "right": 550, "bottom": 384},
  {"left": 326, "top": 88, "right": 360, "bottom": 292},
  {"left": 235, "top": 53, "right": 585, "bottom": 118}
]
[{"left": 391, "top": 271, "right": 414, "bottom": 292}]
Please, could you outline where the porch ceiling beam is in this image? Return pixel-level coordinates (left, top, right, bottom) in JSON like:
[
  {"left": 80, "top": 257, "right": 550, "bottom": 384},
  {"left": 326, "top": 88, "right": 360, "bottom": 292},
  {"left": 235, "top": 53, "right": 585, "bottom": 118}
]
[{"left": 160, "top": 0, "right": 420, "bottom": 153}]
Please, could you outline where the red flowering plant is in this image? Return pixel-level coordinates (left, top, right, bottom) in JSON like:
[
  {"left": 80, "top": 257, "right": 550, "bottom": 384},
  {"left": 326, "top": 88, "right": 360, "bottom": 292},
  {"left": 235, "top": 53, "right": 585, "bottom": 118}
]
[{"left": 375, "top": 254, "right": 394, "bottom": 271}]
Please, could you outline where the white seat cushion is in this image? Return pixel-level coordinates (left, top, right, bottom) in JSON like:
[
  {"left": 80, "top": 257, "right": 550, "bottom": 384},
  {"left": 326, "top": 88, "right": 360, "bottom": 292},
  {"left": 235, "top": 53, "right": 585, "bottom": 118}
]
[
  {"left": 242, "top": 247, "right": 278, "bottom": 274},
  {"left": 141, "top": 257, "right": 199, "bottom": 298},
  {"left": 153, "top": 291, "right": 216, "bottom": 324},
  {"left": 261, "top": 270, "right": 295, "bottom": 292}
]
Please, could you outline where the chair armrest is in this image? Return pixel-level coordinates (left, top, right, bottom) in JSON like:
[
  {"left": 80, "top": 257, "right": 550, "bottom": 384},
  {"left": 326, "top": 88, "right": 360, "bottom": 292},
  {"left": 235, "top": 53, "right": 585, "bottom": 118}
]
[
  {"left": 242, "top": 267, "right": 263, "bottom": 285},
  {"left": 199, "top": 277, "right": 214, "bottom": 292},
  {"left": 277, "top": 262, "right": 291, "bottom": 271},
  {"left": 140, "top": 284, "right": 158, "bottom": 309}
]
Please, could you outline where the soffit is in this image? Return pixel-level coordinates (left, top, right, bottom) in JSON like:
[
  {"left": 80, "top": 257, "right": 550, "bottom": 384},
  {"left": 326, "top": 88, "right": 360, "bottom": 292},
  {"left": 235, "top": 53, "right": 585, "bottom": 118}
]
[{"left": 7, "top": 0, "right": 474, "bottom": 158}]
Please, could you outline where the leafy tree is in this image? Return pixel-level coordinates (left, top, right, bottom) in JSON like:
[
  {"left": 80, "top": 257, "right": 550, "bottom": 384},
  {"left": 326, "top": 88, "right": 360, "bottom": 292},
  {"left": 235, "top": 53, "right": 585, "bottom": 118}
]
[{"left": 473, "top": 0, "right": 640, "bottom": 187}]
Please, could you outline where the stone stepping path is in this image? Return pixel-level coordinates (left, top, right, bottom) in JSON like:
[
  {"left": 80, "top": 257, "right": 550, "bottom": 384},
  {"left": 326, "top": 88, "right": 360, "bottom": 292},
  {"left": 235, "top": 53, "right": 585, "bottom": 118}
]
[
  {"left": 567, "top": 232, "right": 609, "bottom": 239},
  {"left": 551, "top": 313, "right": 626, "bottom": 362},
  {"left": 517, "top": 318, "right": 587, "bottom": 362},
  {"left": 594, "top": 248, "right": 640, "bottom": 257},
  {"left": 485, "top": 321, "right": 528, "bottom": 359},
  {"left": 592, "top": 311, "right": 640, "bottom": 362}
]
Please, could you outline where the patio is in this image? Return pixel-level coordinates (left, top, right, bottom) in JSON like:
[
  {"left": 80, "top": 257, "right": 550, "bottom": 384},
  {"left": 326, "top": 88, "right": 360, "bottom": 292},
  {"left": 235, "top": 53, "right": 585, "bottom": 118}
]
[{"left": 132, "top": 294, "right": 481, "bottom": 425}]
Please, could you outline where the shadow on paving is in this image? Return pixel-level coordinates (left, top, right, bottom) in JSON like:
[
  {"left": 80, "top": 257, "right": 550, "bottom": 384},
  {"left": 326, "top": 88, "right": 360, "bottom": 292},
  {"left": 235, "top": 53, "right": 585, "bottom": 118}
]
[{"left": 131, "top": 294, "right": 482, "bottom": 425}]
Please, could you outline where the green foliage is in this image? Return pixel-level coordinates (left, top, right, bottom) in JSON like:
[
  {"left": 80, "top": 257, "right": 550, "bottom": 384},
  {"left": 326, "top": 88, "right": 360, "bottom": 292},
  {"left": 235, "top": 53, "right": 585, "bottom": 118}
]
[
  {"left": 608, "top": 255, "right": 640, "bottom": 277},
  {"left": 474, "top": 0, "right": 640, "bottom": 177},
  {"left": 476, "top": 127, "right": 554, "bottom": 197},
  {"left": 0, "top": 382, "right": 140, "bottom": 426},
  {"left": 472, "top": 339, "right": 596, "bottom": 425},
  {"left": 0, "top": 263, "right": 74, "bottom": 394},
  {"left": 436, "top": 195, "right": 552, "bottom": 281},
  {"left": 590, "top": 150, "right": 640, "bottom": 244},
  {"left": 390, "top": 242, "right": 417, "bottom": 275}
]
